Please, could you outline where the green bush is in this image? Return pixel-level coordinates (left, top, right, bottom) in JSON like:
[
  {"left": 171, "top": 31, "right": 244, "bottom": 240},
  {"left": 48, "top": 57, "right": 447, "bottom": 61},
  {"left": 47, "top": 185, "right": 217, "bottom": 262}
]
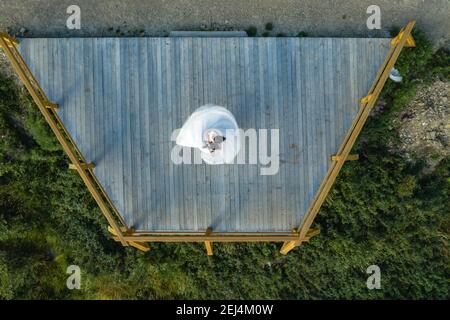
[
  {"left": 265, "top": 23, "right": 273, "bottom": 31},
  {"left": 0, "top": 30, "right": 448, "bottom": 299},
  {"left": 246, "top": 26, "right": 257, "bottom": 37}
]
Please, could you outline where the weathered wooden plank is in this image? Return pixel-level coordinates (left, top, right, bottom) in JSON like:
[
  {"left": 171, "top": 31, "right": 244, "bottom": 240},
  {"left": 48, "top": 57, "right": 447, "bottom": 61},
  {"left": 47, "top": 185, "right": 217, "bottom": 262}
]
[
  {"left": 154, "top": 38, "right": 165, "bottom": 229},
  {"left": 138, "top": 38, "right": 149, "bottom": 228},
  {"left": 325, "top": 39, "right": 336, "bottom": 175},
  {"left": 229, "top": 37, "right": 241, "bottom": 231},
  {"left": 317, "top": 39, "right": 327, "bottom": 200},
  {"left": 96, "top": 37, "right": 108, "bottom": 219},
  {"left": 278, "top": 39, "right": 289, "bottom": 229},
  {"left": 114, "top": 39, "right": 126, "bottom": 218},
  {"left": 257, "top": 38, "right": 267, "bottom": 229},
  {"left": 147, "top": 38, "right": 157, "bottom": 230},
  {"left": 18, "top": 37, "right": 391, "bottom": 233},
  {"left": 293, "top": 39, "right": 302, "bottom": 224}
]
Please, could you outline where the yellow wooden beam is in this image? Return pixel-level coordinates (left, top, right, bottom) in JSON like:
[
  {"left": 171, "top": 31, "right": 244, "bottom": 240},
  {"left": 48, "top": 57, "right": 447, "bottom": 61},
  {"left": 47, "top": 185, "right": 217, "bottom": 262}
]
[
  {"left": 205, "top": 227, "right": 213, "bottom": 256},
  {"left": 280, "top": 228, "right": 320, "bottom": 254},
  {"left": 205, "top": 241, "right": 213, "bottom": 255},
  {"left": 107, "top": 225, "right": 119, "bottom": 236},
  {"left": 405, "top": 34, "right": 416, "bottom": 47},
  {"left": 108, "top": 225, "right": 135, "bottom": 236},
  {"left": 303, "top": 228, "right": 320, "bottom": 242},
  {"left": 293, "top": 20, "right": 416, "bottom": 251},
  {"left": 69, "top": 162, "right": 95, "bottom": 170},
  {"left": 390, "top": 30, "right": 404, "bottom": 46},
  {"left": 390, "top": 30, "right": 416, "bottom": 47},
  {"left": 108, "top": 226, "right": 150, "bottom": 251},
  {"left": 112, "top": 234, "right": 299, "bottom": 242},
  {"left": 360, "top": 94, "right": 373, "bottom": 104},
  {"left": 280, "top": 240, "right": 298, "bottom": 255},
  {"left": 128, "top": 241, "right": 150, "bottom": 252},
  {"left": 45, "top": 102, "right": 59, "bottom": 109},
  {"left": 121, "top": 226, "right": 131, "bottom": 233},
  {"left": 0, "top": 32, "right": 19, "bottom": 47},
  {"left": 331, "top": 154, "right": 359, "bottom": 161}
]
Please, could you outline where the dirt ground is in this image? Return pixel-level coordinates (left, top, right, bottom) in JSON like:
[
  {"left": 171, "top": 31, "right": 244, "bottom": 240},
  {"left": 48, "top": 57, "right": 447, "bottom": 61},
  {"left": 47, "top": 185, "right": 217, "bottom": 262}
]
[
  {"left": 393, "top": 80, "right": 450, "bottom": 170},
  {"left": 0, "top": 0, "right": 449, "bottom": 48}
]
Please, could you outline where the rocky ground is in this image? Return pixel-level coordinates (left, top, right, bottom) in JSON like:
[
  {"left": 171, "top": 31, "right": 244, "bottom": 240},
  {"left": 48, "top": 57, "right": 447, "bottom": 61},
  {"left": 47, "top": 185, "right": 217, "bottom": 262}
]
[
  {"left": 393, "top": 80, "right": 450, "bottom": 171},
  {"left": 0, "top": 0, "right": 449, "bottom": 48},
  {"left": 0, "top": 51, "right": 11, "bottom": 77},
  {"left": 0, "top": 51, "right": 21, "bottom": 85}
]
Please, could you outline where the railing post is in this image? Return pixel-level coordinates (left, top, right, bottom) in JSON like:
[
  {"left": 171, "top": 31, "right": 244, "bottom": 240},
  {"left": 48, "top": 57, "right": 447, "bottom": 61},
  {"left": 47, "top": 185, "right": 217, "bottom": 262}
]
[{"left": 205, "top": 227, "right": 213, "bottom": 256}]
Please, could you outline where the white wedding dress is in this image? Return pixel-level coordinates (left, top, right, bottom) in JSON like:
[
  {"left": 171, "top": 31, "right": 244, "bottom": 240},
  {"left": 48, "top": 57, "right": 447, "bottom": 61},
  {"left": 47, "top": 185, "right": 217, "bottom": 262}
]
[{"left": 176, "top": 105, "right": 241, "bottom": 164}]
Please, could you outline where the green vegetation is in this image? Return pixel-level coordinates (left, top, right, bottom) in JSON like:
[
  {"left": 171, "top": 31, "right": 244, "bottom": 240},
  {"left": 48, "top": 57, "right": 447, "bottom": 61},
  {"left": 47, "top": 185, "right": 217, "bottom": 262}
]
[
  {"left": 245, "top": 26, "right": 257, "bottom": 37},
  {"left": 265, "top": 23, "right": 273, "bottom": 31},
  {"left": 0, "top": 30, "right": 449, "bottom": 299}
]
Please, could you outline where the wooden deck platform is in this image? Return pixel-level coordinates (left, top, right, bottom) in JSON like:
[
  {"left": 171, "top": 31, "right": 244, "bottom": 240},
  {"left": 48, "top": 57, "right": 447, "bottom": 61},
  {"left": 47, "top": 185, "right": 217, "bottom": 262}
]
[{"left": 18, "top": 37, "right": 390, "bottom": 233}]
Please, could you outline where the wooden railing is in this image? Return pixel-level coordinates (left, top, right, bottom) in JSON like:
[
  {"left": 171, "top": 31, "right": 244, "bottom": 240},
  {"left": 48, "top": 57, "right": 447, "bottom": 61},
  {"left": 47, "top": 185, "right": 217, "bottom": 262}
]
[
  {"left": 280, "top": 20, "right": 416, "bottom": 254},
  {"left": 0, "top": 33, "right": 128, "bottom": 246},
  {"left": 1, "top": 21, "right": 416, "bottom": 255}
]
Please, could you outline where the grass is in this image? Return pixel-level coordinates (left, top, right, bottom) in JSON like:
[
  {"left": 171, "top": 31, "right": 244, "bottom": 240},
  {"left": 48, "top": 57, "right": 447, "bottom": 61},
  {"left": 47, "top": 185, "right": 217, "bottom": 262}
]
[{"left": 0, "top": 29, "right": 448, "bottom": 300}]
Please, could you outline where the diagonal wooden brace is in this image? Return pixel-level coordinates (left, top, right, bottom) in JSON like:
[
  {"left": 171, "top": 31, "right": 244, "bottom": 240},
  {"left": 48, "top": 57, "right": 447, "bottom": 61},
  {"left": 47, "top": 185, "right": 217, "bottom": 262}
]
[
  {"left": 128, "top": 241, "right": 151, "bottom": 252},
  {"left": 108, "top": 226, "right": 150, "bottom": 252},
  {"left": 331, "top": 154, "right": 359, "bottom": 161},
  {"left": 303, "top": 228, "right": 320, "bottom": 242},
  {"left": 280, "top": 228, "right": 320, "bottom": 254},
  {"left": 45, "top": 102, "right": 59, "bottom": 109},
  {"left": 360, "top": 94, "right": 374, "bottom": 105},
  {"left": 69, "top": 162, "right": 95, "bottom": 170},
  {"left": 0, "top": 33, "right": 19, "bottom": 48},
  {"left": 280, "top": 240, "right": 298, "bottom": 255},
  {"left": 390, "top": 30, "right": 415, "bottom": 47}
]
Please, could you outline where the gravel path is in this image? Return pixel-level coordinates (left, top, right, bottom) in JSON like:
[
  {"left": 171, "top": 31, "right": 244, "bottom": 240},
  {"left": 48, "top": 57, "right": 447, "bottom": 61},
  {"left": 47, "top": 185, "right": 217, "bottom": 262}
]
[{"left": 0, "top": 0, "right": 449, "bottom": 47}]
